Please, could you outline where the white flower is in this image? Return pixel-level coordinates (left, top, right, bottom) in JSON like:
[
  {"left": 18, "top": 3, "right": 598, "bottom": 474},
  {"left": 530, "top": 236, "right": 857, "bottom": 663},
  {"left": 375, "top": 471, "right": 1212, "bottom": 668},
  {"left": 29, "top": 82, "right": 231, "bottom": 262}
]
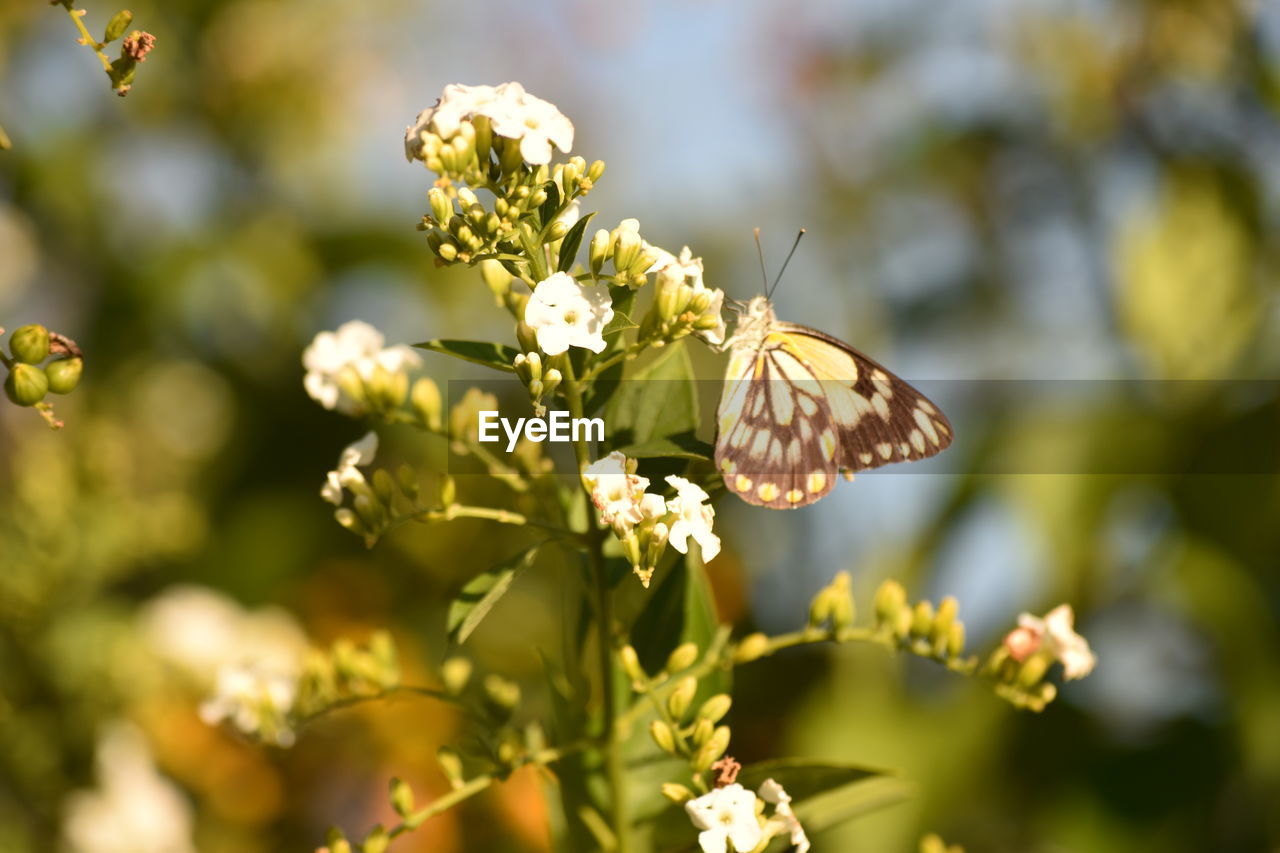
[
  {"left": 199, "top": 663, "right": 299, "bottom": 747},
  {"left": 303, "top": 320, "right": 421, "bottom": 415},
  {"left": 685, "top": 783, "right": 763, "bottom": 853},
  {"left": 525, "top": 272, "right": 614, "bottom": 355},
  {"left": 583, "top": 451, "right": 650, "bottom": 531},
  {"left": 1015, "top": 604, "right": 1096, "bottom": 680},
  {"left": 405, "top": 81, "right": 574, "bottom": 166},
  {"left": 321, "top": 431, "right": 379, "bottom": 505},
  {"left": 140, "top": 585, "right": 308, "bottom": 683},
  {"left": 758, "top": 779, "right": 811, "bottom": 853},
  {"left": 62, "top": 722, "right": 196, "bottom": 853},
  {"left": 664, "top": 475, "right": 721, "bottom": 562}
]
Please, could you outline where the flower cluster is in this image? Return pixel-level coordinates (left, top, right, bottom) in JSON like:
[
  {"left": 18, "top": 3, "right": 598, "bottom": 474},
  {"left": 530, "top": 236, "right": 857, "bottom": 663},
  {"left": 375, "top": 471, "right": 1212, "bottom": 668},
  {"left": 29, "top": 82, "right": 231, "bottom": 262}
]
[
  {"left": 405, "top": 81, "right": 573, "bottom": 168},
  {"left": 2, "top": 323, "right": 84, "bottom": 428},
  {"left": 641, "top": 245, "right": 727, "bottom": 347},
  {"left": 683, "top": 777, "right": 810, "bottom": 853},
  {"left": 303, "top": 320, "right": 422, "bottom": 416},
  {"left": 583, "top": 452, "right": 720, "bottom": 586},
  {"left": 1004, "top": 604, "right": 1097, "bottom": 680}
]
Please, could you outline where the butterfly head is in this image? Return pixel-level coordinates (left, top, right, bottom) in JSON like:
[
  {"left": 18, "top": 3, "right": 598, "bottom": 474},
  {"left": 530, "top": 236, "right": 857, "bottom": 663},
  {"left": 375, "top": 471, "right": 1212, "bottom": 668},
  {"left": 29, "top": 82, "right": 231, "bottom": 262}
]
[{"left": 723, "top": 294, "right": 776, "bottom": 352}]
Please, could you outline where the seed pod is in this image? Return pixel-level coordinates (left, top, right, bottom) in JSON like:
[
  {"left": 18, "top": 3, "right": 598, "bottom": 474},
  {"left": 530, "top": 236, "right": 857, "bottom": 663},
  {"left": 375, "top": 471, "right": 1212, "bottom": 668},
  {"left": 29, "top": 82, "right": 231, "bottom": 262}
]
[
  {"left": 9, "top": 324, "right": 49, "bottom": 364},
  {"left": 5, "top": 363, "right": 48, "bottom": 406}
]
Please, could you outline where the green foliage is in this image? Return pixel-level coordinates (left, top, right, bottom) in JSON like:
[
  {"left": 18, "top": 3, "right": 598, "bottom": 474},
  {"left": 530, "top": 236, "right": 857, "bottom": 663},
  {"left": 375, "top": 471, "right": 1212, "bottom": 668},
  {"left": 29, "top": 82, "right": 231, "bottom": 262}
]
[{"left": 446, "top": 545, "right": 540, "bottom": 644}]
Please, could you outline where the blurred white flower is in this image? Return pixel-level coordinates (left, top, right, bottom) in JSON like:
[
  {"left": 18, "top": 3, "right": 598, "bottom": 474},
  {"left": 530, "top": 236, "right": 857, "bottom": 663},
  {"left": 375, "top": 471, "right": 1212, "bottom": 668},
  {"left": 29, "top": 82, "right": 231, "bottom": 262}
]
[
  {"left": 199, "top": 663, "right": 299, "bottom": 747},
  {"left": 62, "top": 722, "right": 196, "bottom": 853},
  {"left": 685, "top": 783, "right": 762, "bottom": 853},
  {"left": 405, "top": 81, "right": 574, "bottom": 166},
  {"left": 583, "top": 451, "right": 650, "bottom": 532},
  {"left": 664, "top": 475, "right": 721, "bottom": 562},
  {"left": 525, "top": 272, "right": 613, "bottom": 355},
  {"left": 303, "top": 320, "right": 421, "bottom": 415},
  {"left": 758, "top": 778, "right": 810, "bottom": 853},
  {"left": 1015, "top": 604, "right": 1097, "bottom": 680},
  {"left": 140, "top": 585, "right": 308, "bottom": 684},
  {"left": 321, "top": 431, "right": 378, "bottom": 505}
]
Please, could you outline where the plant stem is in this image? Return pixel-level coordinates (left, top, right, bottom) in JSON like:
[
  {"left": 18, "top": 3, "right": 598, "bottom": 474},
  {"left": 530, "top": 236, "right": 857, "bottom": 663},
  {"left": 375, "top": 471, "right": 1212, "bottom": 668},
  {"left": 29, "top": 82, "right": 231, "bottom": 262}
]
[
  {"left": 56, "top": 1, "right": 113, "bottom": 73},
  {"left": 562, "top": 359, "right": 632, "bottom": 853}
]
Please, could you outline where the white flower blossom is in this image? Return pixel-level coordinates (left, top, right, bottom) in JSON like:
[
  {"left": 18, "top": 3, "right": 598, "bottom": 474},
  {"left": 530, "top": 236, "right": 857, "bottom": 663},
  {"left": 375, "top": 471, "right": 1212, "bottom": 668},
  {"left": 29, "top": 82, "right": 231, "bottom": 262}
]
[
  {"left": 405, "top": 81, "right": 574, "bottom": 166},
  {"left": 583, "top": 451, "right": 651, "bottom": 531},
  {"left": 199, "top": 663, "right": 299, "bottom": 747},
  {"left": 685, "top": 783, "right": 763, "bottom": 853},
  {"left": 525, "top": 272, "right": 614, "bottom": 355},
  {"left": 62, "top": 723, "right": 196, "bottom": 853},
  {"left": 664, "top": 475, "right": 721, "bottom": 562},
  {"left": 758, "top": 778, "right": 811, "bottom": 853},
  {"left": 321, "top": 431, "right": 379, "bottom": 506},
  {"left": 1015, "top": 604, "right": 1097, "bottom": 680},
  {"left": 303, "top": 320, "right": 421, "bottom": 415}
]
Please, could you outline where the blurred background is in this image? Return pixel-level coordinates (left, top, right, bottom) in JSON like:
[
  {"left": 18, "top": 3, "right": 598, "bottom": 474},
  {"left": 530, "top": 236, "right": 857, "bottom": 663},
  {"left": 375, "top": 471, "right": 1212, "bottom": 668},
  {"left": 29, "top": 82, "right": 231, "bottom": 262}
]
[{"left": 2, "top": 0, "right": 1280, "bottom": 850}]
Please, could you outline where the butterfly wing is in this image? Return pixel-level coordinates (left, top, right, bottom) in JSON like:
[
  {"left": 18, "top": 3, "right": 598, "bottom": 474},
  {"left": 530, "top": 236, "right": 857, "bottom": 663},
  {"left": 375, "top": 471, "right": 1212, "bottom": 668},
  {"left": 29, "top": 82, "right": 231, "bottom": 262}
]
[
  {"left": 715, "top": 323, "right": 952, "bottom": 509},
  {"left": 716, "top": 339, "right": 842, "bottom": 508}
]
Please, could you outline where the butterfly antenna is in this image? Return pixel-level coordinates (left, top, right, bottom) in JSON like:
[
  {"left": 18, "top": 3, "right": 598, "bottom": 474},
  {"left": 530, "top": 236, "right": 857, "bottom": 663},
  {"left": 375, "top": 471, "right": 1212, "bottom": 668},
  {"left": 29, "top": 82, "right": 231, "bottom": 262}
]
[
  {"left": 766, "top": 228, "right": 807, "bottom": 300},
  {"left": 753, "top": 227, "right": 770, "bottom": 295}
]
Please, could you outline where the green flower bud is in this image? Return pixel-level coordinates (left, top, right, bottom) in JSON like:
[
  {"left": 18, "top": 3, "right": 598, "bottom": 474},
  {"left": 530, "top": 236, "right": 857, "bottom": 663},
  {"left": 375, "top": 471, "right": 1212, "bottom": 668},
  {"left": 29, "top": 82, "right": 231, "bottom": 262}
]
[
  {"left": 649, "top": 720, "right": 676, "bottom": 754},
  {"left": 1016, "top": 654, "right": 1050, "bottom": 689},
  {"left": 693, "top": 725, "right": 731, "bottom": 772},
  {"left": 734, "top": 632, "right": 770, "bottom": 663},
  {"left": 690, "top": 717, "right": 714, "bottom": 748},
  {"left": 589, "top": 228, "right": 611, "bottom": 275},
  {"left": 389, "top": 778, "right": 414, "bottom": 817},
  {"left": 667, "top": 676, "right": 697, "bottom": 720},
  {"left": 547, "top": 219, "right": 569, "bottom": 241},
  {"left": 588, "top": 160, "right": 606, "bottom": 183},
  {"left": 457, "top": 187, "right": 480, "bottom": 209},
  {"left": 429, "top": 187, "right": 453, "bottom": 225},
  {"left": 561, "top": 159, "right": 582, "bottom": 192},
  {"left": 516, "top": 321, "right": 538, "bottom": 354},
  {"left": 103, "top": 9, "right": 133, "bottom": 42},
  {"left": 542, "top": 368, "right": 562, "bottom": 397},
  {"left": 661, "top": 783, "right": 694, "bottom": 804},
  {"left": 412, "top": 378, "right": 442, "bottom": 431},
  {"left": 619, "top": 645, "right": 646, "bottom": 685},
  {"left": 10, "top": 325, "right": 49, "bottom": 364},
  {"left": 333, "top": 508, "right": 362, "bottom": 535},
  {"left": 439, "top": 474, "right": 457, "bottom": 507},
  {"left": 5, "top": 363, "right": 48, "bottom": 406},
  {"left": 613, "top": 229, "right": 641, "bottom": 273},
  {"left": 483, "top": 674, "right": 521, "bottom": 715},
  {"left": 437, "top": 241, "right": 458, "bottom": 262},
  {"left": 874, "top": 579, "right": 907, "bottom": 628},
  {"left": 363, "top": 825, "right": 389, "bottom": 853},
  {"left": 910, "top": 600, "right": 935, "bottom": 638},
  {"left": 666, "top": 642, "right": 699, "bottom": 674},
  {"left": 696, "top": 694, "right": 732, "bottom": 724},
  {"left": 372, "top": 469, "right": 396, "bottom": 506},
  {"left": 437, "top": 746, "right": 465, "bottom": 787},
  {"left": 44, "top": 357, "right": 83, "bottom": 395},
  {"left": 808, "top": 587, "right": 834, "bottom": 629},
  {"left": 396, "top": 463, "right": 419, "bottom": 501},
  {"left": 946, "top": 621, "right": 965, "bottom": 659},
  {"left": 441, "top": 656, "right": 472, "bottom": 694},
  {"left": 931, "top": 596, "right": 958, "bottom": 644},
  {"left": 472, "top": 114, "right": 493, "bottom": 162},
  {"left": 830, "top": 571, "right": 855, "bottom": 630}
]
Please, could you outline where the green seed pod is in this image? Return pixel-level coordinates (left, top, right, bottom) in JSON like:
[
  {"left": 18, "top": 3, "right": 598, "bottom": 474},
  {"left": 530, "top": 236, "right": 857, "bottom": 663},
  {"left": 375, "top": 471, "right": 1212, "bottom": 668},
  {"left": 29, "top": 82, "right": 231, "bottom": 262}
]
[
  {"left": 9, "top": 324, "right": 49, "bottom": 364},
  {"left": 46, "top": 358, "right": 85, "bottom": 393},
  {"left": 666, "top": 642, "right": 698, "bottom": 674},
  {"left": 389, "top": 777, "right": 414, "bottom": 817},
  {"left": 667, "top": 676, "right": 698, "bottom": 720},
  {"left": 734, "top": 632, "right": 770, "bottom": 663},
  {"left": 649, "top": 720, "right": 676, "bottom": 754},
  {"left": 5, "top": 363, "right": 48, "bottom": 406}
]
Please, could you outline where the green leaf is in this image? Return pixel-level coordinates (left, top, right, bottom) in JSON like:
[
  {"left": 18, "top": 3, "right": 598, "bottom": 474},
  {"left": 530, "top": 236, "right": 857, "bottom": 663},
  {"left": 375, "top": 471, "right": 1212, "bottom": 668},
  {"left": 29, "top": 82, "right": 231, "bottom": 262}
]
[
  {"left": 603, "top": 341, "right": 698, "bottom": 448},
  {"left": 630, "top": 551, "right": 721, "bottom": 677},
  {"left": 103, "top": 9, "right": 133, "bottom": 43},
  {"left": 557, "top": 211, "right": 596, "bottom": 273},
  {"left": 613, "top": 431, "right": 714, "bottom": 461},
  {"left": 584, "top": 285, "right": 636, "bottom": 415},
  {"left": 540, "top": 181, "right": 561, "bottom": 229},
  {"left": 446, "top": 546, "right": 539, "bottom": 644},
  {"left": 414, "top": 339, "right": 519, "bottom": 372},
  {"left": 736, "top": 759, "right": 908, "bottom": 834}
]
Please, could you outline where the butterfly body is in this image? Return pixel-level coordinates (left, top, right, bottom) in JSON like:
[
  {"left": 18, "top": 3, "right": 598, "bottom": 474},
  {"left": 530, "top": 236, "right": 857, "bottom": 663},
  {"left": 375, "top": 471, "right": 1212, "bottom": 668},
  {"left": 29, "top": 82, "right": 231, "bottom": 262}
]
[{"left": 714, "top": 295, "right": 953, "bottom": 508}]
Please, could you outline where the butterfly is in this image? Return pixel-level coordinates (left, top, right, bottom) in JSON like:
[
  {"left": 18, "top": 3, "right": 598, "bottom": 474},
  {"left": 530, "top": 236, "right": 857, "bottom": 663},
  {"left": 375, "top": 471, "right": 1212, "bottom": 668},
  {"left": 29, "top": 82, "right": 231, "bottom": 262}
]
[{"left": 714, "top": 294, "right": 953, "bottom": 508}]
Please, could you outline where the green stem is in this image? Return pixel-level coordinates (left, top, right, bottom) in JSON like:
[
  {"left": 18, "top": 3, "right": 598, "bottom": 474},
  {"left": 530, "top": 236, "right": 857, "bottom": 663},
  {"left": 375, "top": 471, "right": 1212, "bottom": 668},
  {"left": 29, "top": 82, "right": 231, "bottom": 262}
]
[
  {"left": 563, "top": 358, "right": 631, "bottom": 853},
  {"left": 56, "top": 1, "right": 114, "bottom": 73}
]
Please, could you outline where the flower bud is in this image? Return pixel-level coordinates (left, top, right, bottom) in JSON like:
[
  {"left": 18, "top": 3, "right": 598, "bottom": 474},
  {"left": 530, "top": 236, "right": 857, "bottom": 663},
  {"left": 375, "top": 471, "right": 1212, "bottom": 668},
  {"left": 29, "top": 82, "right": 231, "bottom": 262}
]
[
  {"left": 693, "top": 726, "right": 731, "bottom": 772},
  {"left": 734, "top": 632, "right": 770, "bottom": 663},
  {"left": 666, "top": 642, "right": 698, "bottom": 674},
  {"left": 472, "top": 114, "right": 493, "bottom": 162},
  {"left": 363, "top": 826, "right": 389, "bottom": 853},
  {"left": 412, "top": 378, "right": 442, "bottom": 431},
  {"left": 371, "top": 468, "right": 396, "bottom": 506},
  {"left": 437, "top": 746, "right": 465, "bottom": 787},
  {"left": 396, "top": 463, "right": 419, "bottom": 501},
  {"left": 457, "top": 187, "right": 479, "bottom": 209},
  {"left": 667, "top": 676, "right": 698, "bottom": 720},
  {"left": 830, "top": 571, "right": 855, "bottom": 630},
  {"left": 542, "top": 368, "right": 562, "bottom": 397},
  {"left": 613, "top": 229, "right": 641, "bottom": 273},
  {"left": 441, "top": 656, "right": 472, "bottom": 694},
  {"left": 874, "top": 580, "right": 907, "bottom": 629},
  {"left": 661, "top": 783, "right": 694, "bottom": 804},
  {"left": 333, "top": 508, "right": 362, "bottom": 535},
  {"left": 483, "top": 674, "right": 521, "bottom": 715},
  {"left": 547, "top": 219, "right": 569, "bottom": 241},
  {"left": 1016, "top": 654, "right": 1050, "bottom": 689},
  {"left": 588, "top": 160, "right": 606, "bottom": 183},
  {"left": 389, "top": 777, "right": 414, "bottom": 817},
  {"left": 5, "top": 363, "right": 48, "bottom": 406},
  {"left": 690, "top": 717, "right": 714, "bottom": 747},
  {"left": 649, "top": 720, "right": 676, "bottom": 754},
  {"left": 439, "top": 474, "right": 457, "bottom": 507},
  {"left": 9, "top": 324, "right": 49, "bottom": 364},
  {"left": 429, "top": 187, "right": 453, "bottom": 225},
  {"left": 946, "top": 622, "right": 965, "bottom": 659},
  {"left": 45, "top": 357, "right": 83, "bottom": 394},
  {"left": 696, "top": 694, "right": 732, "bottom": 724},
  {"left": 808, "top": 588, "right": 834, "bottom": 630},
  {"left": 910, "top": 600, "right": 935, "bottom": 638},
  {"left": 589, "top": 229, "right": 611, "bottom": 275},
  {"left": 619, "top": 645, "right": 646, "bottom": 685}
]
